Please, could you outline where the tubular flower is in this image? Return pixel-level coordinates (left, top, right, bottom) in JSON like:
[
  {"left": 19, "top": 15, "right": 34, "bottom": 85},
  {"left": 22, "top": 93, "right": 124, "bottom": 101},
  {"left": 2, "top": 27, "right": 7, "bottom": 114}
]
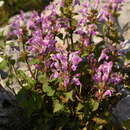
[
  {"left": 103, "top": 90, "right": 113, "bottom": 97},
  {"left": 94, "top": 61, "right": 113, "bottom": 82},
  {"left": 10, "top": 12, "right": 25, "bottom": 37},
  {"left": 98, "top": 49, "right": 109, "bottom": 62}
]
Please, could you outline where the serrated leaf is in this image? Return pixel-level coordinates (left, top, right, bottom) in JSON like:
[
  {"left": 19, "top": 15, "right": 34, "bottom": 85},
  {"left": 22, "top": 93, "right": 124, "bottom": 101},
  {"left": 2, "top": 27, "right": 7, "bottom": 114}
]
[{"left": 53, "top": 100, "right": 64, "bottom": 113}]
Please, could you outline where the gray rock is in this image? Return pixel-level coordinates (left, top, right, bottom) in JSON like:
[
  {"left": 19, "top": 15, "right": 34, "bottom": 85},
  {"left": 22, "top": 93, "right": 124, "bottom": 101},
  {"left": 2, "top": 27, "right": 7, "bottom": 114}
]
[
  {"left": 112, "top": 96, "right": 130, "bottom": 124},
  {"left": 0, "top": 86, "right": 24, "bottom": 130},
  {"left": 119, "top": 1, "right": 130, "bottom": 39}
]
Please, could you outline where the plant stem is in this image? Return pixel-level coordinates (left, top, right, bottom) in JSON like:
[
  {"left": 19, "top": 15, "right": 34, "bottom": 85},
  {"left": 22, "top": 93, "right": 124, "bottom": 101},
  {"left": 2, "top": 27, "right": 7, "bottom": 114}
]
[
  {"left": 69, "top": 16, "right": 74, "bottom": 50},
  {"left": 70, "top": 32, "right": 74, "bottom": 50},
  {"left": 22, "top": 41, "right": 35, "bottom": 80},
  {"left": 25, "top": 58, "right": 35, "bottom": 80},
  {"left": 11, "top": 65, "right": 23, "bottom": 88}
]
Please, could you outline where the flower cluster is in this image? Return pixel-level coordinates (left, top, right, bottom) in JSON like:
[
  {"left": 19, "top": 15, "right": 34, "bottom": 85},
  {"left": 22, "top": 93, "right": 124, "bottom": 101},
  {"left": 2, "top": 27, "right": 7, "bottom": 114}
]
[
  {"left": 101, "top": 0, "right": 124, "bottom": 21},
  {"left": 50, "top": 50, "right": 82, "bottom": 86},
  {"left": 94, "top": 61, "right": 113, "bottom": 83},
  {"left": 10, "top": 0, "right": 126, "bottom": 100}
]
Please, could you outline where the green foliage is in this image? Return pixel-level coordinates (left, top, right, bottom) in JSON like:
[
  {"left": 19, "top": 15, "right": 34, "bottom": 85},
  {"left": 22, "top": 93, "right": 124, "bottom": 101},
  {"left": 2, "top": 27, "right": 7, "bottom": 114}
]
[
  {"left": 0, "top": 59, "right": 8, "bottom": 69},
  {"left": 126, "top": 51, "right": 130, "bottom": 60},
  {"left": 53, "top": 100, "right": 64, "bottom": 113},
  {"left": 89, "top": 99, "right": 99, "bottom": 112},
  {"left": 0, "top": 0, "right": 128, "bottom": 130},
  {"left": 16, "top": 88, "right": 43, "bottom": 117},
  {"left": 122, "top": 119, "right": 130, "bottom": 129},
  {"left": 42, "top": 82, "right": 55, "bottom": 97}
]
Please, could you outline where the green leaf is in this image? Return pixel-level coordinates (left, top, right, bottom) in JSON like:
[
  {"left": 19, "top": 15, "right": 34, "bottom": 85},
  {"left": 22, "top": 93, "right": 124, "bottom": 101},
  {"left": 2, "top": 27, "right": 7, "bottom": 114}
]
[
  {"left": 0, "top": 42, "right": 6, "bottom": 49},
  {"left": 0, "top": 59, "right": 8, "bottom": 69},
  {"left": 42, "top": 82, "right": 55, "bottom": 96},
  {"left": 38, "top": 73, "right": 47, "bottom": 83},
  {"left": 27, "top": 77, "right": 36, "bottom": 88},
  {"left": 122, "top": 119, "right": 130, "bottom": 129},
  {"left": 53, "top": 100, "right": 64, "bottom": 113},
  {"left": 29, "top": 58, "right": 40, "bottom": 65},
  {"left": 6, "top": 41, "right": 15, "bottom": 46},
  {"left": 126, "top": 51, "right": 130, "bottom": 60},
  {"left": 89, "top": 99, "right": 99, "bottom": 112},
  {"left": 76, "top": 103, "right": 84, "bottom": 112},
  {"left": 65, "top": 90, "right": 73, "bottom": 101},
  {"left": 71, "top": 18, "right": 78, "bottom": 28},
  {"left": 17, "top": 70, "right": 36, "bottom": 88},
  {"left": 17, "top": 70, "right": 27, "bottom": 78},
  {"left": 16, "top": 88, "right": 42, "bottom": 118}
]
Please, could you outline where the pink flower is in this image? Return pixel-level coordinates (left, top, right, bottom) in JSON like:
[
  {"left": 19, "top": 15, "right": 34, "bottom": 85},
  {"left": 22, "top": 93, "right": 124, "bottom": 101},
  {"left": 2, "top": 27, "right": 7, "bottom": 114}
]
[
  {"left": 35, "top": 64, "right": 41, "bottom": 70},
  {"left": 69, "top": 51, "right": 82, "bottom": 71},
  {"left": 111, "top": 0, "right": 124, "bottom": 3},
  {"left": 100, "top": 61, "right": 113, "bottom": 82},
  {"left": 83, "top": 38, "right": 90, "bottom": 47},
  {"left": 72, "top": 73, "right": 81, "bottom": 86},
  {"left": 98, "top": 49, "right": 109, "bottom": 62},
  {"left": 73, "top": 0, "right": 80, "bottom": 5},
  {"left": 69, "top": 51, "right": 82, "bottom": 65},
  {"left": 109, "top": 73, "right": 123, "bottom": 85},
  {"left": 94, "top": 61, "right": 113, "bottom": 82},
  {"left": 88, "top": 24, "right": 97, "bottom": 35},
  {"left": 103, "top": 90, "right": 112, "bottom": 97}
]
